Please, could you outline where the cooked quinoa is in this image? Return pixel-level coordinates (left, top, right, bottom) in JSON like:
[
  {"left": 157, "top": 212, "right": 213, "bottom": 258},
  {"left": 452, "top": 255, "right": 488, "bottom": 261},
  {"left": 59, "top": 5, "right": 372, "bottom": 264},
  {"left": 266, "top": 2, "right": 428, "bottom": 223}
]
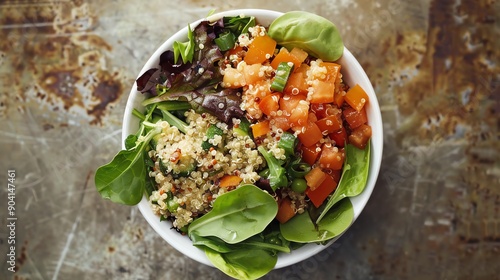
[{"left": 148, "top": 110, "right": 266, "bottom": 229}]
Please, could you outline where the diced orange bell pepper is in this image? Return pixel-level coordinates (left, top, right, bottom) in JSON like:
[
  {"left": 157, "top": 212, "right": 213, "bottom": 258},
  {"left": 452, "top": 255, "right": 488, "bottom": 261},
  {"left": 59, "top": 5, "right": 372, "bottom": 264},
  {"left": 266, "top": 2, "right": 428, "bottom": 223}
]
[
  {"left": 334, "top": 89, "right": 345, "bottom": 107},
  {"left": 348, "top": 124, "right": 372, "bottom": 149},
  {"left": 297, "top": 120, "right": 322, "bottom": 147},
  {"left": 309, "top": 79, "right": 335, "bottom": 103},
  {"left": 219, "top": 175, "right": 243, "bottom": 188},
  {"left": 244, "top": 35, "right": 277, "bottom": 65},
  {"left": 344, "top": 84, "right": 369, "bottom": 112},
  {"left": 271, "top": 47, "right": 301, "bottom": 70},
  {"left": 315, "top": 114, "right": 343, "bottom": 134},
  {"left": 251, "top": 120, "right": 270, "bottom": 138},
  {"left": 318, "top": 144, "right": 345, "bottom": 170},
  {"left": 304, "top": 167, "right": 327, "bottom": 191},
  {"left": 306, "top": 174, "right": 337, "bottom": 208},
  {"left": 320, "top": 62, "right": 341, "bottom": 83},
  {"left": 259, "top": 93, "right": 281, "bottom": 116},
  {"left": 300, "top": 143, "right": 321, "bottom": 166},
  {"left": 284, "top": 64, "right": 309, "bottom": 96},
  {"left": 276, "top": 197, "right": 296, "bottom": 224},
  {"left": 343, "top": 106, "right": 368, "bottom": 129},
  {"left": 289, "top": 47, "right": 308, "bottom": 64}
]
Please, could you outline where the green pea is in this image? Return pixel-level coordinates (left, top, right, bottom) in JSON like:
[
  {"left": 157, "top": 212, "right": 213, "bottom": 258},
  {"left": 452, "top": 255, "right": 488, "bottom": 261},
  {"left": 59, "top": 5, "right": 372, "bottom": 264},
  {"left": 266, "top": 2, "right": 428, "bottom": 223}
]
[
  {"left": 267, "top": 237, "right": 282, "bottom": 246},
  {"left": 291, "top": 178, "right": 308, "bottom": 193}
]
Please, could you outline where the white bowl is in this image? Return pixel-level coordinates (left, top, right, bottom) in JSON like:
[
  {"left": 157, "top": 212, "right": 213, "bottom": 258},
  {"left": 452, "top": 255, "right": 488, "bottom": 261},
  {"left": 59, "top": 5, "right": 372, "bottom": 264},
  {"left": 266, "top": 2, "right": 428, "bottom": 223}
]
[{"left": 122, "top": 9, "right": 383, "bottom": 269}]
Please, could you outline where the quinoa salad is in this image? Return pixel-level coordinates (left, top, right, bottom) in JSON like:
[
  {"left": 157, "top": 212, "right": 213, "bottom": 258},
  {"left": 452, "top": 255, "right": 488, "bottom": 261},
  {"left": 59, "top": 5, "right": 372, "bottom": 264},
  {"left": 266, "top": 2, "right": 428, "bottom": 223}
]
[
  {"left": 95, "top": 11, "right": 373, "bottom": 279},
  {"left": 148, "top": 111, "right": 267, "bottom": 229}
]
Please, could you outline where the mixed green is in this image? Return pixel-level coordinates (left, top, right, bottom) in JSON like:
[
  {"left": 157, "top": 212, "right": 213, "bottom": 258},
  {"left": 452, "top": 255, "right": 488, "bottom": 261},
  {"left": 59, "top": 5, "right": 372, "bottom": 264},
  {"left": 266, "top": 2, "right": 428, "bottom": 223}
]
[{"left": 95, "top": 11, "right": 372, "bottom": 280}]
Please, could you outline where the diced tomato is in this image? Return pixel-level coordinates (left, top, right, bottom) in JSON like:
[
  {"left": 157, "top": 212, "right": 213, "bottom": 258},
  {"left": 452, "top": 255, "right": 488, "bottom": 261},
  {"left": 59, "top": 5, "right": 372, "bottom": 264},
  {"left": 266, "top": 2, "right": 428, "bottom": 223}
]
[
  {"left": 319, "top": 144, "right": 345, "bottom": 170},
  {"left": 309, "top": 80, "right": 335, "bottom": 104},
  {"left": 315, "top": 114, "right": 343, "bottom": 134},
  {"left": 222, "top": 67, "right": 246, "bottom": 88},
  {"left": 297, "top": 120, "right": 322, "bottom": 147},
  {"left": 270, "top": 115, "right": 291, "bottom": 131},
  {"left": 310, "top": 103, "right": 326, "bottom": 118},
  {"left": 244, "top": 35, "right": 277, "bottom": 65},
  {"left": 279, "top": 94, "right": 306, "bottom": 114},
  {"left": 284, "top": 64, "right": 309, "bottom": 96},
  {"left": 306, "top": 174, "right": 337, "bottom": 208},
  {"left": 343, "top": 106, "right": 368, "bottom": 129},
  {"left": 259, "top": 93, "right": 281, "bottom": 116},
  {"left": 325, "top": 169, "right": 342, "bottom": 184},
  {"left": 253, "top": 80, "right": 272, "bottom": 98},
  {"left": 320, "top": 62, "right": 341, "bottom": 83},
  {"left": 345, "top": 84, "right": 369, "bottom": 112},
  {"left": 226, "top": 45, "right": 244, "bottom": 57},
  {"left": 276, "top": 197, "right": 296, "bottom": 224},
  {"left": 243, "top": 63, "right": 265, "bottom": 85},
  {"left": 349, "top": 124, "right": 372, "bottom": 149},
  {"left": 286, "top": 98, "right": 309, "bottom": 128},
  {"left": 300, "top": 143, "right": 321, "bottom": 166},
  {"left": 304, "top": 167, "right": 327, "bottom": 191},
  {"left": 307, "top": 62, "right": 341, "bottom": 103},
  {"left": 271, "top": 47, "right": 301, "bottom": 70},
  {"left": 329, "top": 127, "right": 348, "bottom": 148},
  {"left": 308, "top": 112, "right": 318, "bottom": 123},
  {"left": 251, "top": 120, "right": 270, "bottom": 138}
]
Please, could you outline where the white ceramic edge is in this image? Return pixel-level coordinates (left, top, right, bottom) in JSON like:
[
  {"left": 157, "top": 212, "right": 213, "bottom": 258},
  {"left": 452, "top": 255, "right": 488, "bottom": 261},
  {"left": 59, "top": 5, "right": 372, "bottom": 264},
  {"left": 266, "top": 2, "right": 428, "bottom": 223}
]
[{"left": 121, "top": 9, "right": 383, "bottom": 269}]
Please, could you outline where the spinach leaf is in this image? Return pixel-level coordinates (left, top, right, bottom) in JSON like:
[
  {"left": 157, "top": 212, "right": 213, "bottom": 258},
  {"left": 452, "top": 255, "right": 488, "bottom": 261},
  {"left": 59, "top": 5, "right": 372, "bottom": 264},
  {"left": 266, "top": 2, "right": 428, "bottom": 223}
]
[
  {"left": 205, "top": 247, "right": 277, "bottom": 280},
  {"left": 191, "top": 234, "right": 233, "bottom": 253},
  {"left": 188, "top": 184, "right": 278, "bottom": 244},
  {"left": 280, "top": 198, "right": 354, "bottom": 243},
  {"left": 239, "top": 235, "right": 290, "bottom": 253},
  {"left": 316, "top": 141, "right": 370, "bottom": 223},
  {"left": 95, "top": 127, "right": 161, "bottom": 205},
  {"left": 268, "top": 11, "right": 344, "bottom": 61},
  {"left": 192, "top": 231, "right": 290, "bottom": 254}
]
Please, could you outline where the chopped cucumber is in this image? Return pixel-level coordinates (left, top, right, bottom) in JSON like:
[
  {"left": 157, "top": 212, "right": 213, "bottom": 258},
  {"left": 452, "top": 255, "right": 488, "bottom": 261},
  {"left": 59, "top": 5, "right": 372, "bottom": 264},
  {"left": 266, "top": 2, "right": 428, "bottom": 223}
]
[
  {"left": 159, "top": 156, "right": 196, "bottom": 178},
  {"left": 202, "top": 124, "right": 224, "bottom": 150}
]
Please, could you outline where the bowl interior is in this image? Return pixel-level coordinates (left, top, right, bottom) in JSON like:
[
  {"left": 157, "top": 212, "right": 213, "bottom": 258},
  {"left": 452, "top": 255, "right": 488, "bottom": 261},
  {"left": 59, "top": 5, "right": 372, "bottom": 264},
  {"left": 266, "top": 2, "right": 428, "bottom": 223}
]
[{"left": 122, "top": 9, "right": 383, "bottom": 269}]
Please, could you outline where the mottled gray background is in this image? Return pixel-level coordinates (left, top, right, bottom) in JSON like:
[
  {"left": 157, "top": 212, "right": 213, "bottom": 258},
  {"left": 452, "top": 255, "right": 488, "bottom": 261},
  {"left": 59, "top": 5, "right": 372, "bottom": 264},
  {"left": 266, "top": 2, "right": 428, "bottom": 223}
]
[{"left": 0, "top": 0, "right": 499, "bottom": 279}]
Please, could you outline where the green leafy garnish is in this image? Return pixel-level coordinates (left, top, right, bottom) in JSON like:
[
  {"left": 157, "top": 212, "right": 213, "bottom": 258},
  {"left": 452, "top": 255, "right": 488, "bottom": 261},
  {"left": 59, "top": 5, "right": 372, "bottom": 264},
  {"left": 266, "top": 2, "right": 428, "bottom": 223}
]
[
  {"left": 214, "top": 31, "right": 237, "bottom": 51},
  {"left": 173, "top": 24, "right": 195, "bottom": 64},
  {"left": 257, "top": 146, "right": 288, "bottom": 191},
  {"left": 223, "top": 15, "right": 256, "bottom": 36}
]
